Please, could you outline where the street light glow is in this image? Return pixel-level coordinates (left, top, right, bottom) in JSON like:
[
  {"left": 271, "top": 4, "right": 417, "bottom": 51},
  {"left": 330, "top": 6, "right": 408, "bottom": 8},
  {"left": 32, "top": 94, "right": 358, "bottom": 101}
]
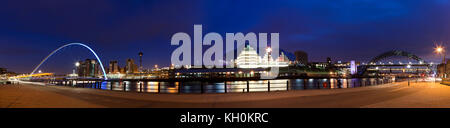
[
  {"left": 435, "top": 46, "right": 444, "bottom": 53},
  {"left": 75, "top": 62, "right": 80, "bottom": 67},
  {"left": 266, "top": 47, "right": 272, "bottom": 53}
]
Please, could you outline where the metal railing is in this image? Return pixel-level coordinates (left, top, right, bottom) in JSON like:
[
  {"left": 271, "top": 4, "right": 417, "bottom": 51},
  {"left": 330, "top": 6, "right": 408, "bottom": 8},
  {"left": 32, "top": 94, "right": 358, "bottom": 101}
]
[{"left": 40, "top": 78, "right": 398, "bottom": 94}]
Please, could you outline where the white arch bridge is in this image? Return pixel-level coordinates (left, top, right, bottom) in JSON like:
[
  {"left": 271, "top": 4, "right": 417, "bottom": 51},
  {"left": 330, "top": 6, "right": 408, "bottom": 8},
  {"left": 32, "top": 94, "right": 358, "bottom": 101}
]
[{"left": 29, "top": 43, "right": 108, "bottom": 80}]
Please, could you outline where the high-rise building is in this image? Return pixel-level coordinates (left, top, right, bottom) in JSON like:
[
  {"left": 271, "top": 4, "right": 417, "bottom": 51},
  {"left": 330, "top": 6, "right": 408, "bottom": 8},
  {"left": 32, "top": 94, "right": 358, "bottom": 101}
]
[
  {"left": 126, "top": 58, "right": 138, "bottom": 74},
  {"left": 139, "top": 52, "right": 143, "bottom": 72},
  {"left": 77, "top": 59, "right": 102, "bottom": 78},
  {"left": 294, "top": 51, "right": 308, "bottom": 65},
  {"left": 109, "top": 60, "right": 119, "bottom": 74}
]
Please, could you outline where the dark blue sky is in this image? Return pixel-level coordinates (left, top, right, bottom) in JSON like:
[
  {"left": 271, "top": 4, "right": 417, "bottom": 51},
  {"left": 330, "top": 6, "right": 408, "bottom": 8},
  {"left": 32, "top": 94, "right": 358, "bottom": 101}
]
[{"left": 0, "top": 0, "right": 449, "bottom": 74}]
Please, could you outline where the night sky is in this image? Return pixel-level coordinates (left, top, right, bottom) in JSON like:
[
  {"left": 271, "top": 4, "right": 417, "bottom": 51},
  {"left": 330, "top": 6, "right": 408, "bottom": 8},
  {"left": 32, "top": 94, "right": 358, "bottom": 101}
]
[{"left": 0, "top": 0, "right": 449, "bottom": 74}]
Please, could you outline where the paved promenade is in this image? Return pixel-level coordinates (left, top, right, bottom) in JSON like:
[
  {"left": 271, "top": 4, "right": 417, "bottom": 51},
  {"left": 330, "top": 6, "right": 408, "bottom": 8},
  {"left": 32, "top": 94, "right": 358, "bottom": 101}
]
[{"left": 1, "top": 81, "right": 450, "bottom": 108}]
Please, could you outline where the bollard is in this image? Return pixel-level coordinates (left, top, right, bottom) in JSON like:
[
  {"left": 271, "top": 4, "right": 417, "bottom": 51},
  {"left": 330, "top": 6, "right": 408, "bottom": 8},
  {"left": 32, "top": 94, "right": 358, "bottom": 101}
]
[
  {"left": 317, "top": 81, "right": 320, "bottom": 89},
  {"left": 268, "top": 81, "right": 271, "bottom": 92},
  {"left": 123, "top": 82, "right": 126, "bottom": 92},
  {"left": 140, "top": 83, "right": 143, "bottom": 93},
  {"left": 224, "top": 81, "right": 227, "bottom": 93},
  {"left": 246, "top": 81, "right": 250, "bottom": 93},
  {"left": 286, "top": 80, "right": 289, "bottom": 91},
  {"left": 347, "top": 79, "right": 349, "bottom": 88},
  {"left": 303, "top": 79, "right": 307, "bottom": 90},
  {"left": 158, "top": 82, "right": 161, "bottom": 93},
  {"left": 328, "top": 79, "right": 331, "bottom": 89},
  {"left": 178, "top": 82, "right": 182, "bottom": 94},
  {"left": 201, "top": 82, "right": 204, "bottom": 94}
]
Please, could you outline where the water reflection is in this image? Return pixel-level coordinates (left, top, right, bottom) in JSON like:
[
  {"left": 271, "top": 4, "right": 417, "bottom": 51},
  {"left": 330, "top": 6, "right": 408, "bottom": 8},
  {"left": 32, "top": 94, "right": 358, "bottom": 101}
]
[{"left": 66, "top": 78, "right": 393, "bottom": 94}]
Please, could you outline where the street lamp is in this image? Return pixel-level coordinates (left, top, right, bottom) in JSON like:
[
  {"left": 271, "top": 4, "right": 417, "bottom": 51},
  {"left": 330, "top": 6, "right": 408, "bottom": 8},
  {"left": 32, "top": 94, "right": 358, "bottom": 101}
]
[
  {"left": 435, "top": 45, "right": 445, "bottom": 63},
  {"left": 435, "top": 45, "right": 446, "bottom": 78},
  {"left": 75, "top": 62, "right": 80, "bottom": 67}
]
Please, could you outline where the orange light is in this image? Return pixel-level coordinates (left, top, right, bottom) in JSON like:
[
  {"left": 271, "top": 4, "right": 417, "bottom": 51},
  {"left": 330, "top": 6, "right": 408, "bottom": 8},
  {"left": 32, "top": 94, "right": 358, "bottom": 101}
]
[{"left": 435, "top": 45, "right": 444, "bottom": 54}]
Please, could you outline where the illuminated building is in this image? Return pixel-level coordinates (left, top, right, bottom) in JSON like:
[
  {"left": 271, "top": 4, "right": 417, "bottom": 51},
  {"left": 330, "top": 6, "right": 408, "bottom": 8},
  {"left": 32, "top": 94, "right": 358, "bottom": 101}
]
[
  {"left": 109, "top": 60, "right": 119, "bottom": 74},
  {"left": 76, "top": 59, "right": 103, "bottom": 78},
  {"left": 235, "top": 45, "right": 290, "bottom": 68},
  {"left": 126, "top": 58, "right": 138, "bottom": 74},
  {"left": 294, "top": 51, "right": 308, "bottom": 65},
  {"left": 236, "top": 45, "right": 260, "bottom": 68}
]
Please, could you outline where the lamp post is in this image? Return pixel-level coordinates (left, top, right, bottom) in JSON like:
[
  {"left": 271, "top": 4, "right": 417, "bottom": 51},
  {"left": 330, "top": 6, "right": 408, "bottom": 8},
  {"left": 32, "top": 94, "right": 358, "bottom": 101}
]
[
  {"left": 435, "top": 46, "right": 446, "bottom": 78},
  {"left": 266, "top": 47, "right": 272, "bottom": 67},
  {"left": 75, "top": 62, "right": 80, "bottom": 77}
]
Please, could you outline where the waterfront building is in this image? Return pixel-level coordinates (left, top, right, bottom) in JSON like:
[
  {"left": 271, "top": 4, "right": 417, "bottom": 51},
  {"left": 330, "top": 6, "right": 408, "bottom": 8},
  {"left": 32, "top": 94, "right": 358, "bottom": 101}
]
[
  {"left": 437, "top": 60, "right": 450, "bottom": 78},
  {"left": 236, "top": 45, "right": 261, "bottom": 68},
  {"left": 126, "top": 58, "right": 138, "bottom": 74},
  {"left": 76, "top": 59, "right": 103, "bottom": 78},
  {"left": 235, "top": 45, "right": 291, "bottom": 68},
  {"left": 109, "top": 60, "right": 119, "bottom": 74},
  {"left": 294, "top": 51, "right": 308, "bottom": 65}
]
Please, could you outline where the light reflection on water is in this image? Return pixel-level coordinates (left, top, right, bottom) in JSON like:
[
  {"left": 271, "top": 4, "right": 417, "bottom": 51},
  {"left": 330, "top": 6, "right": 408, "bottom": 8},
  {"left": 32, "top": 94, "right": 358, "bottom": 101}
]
[{"left": 68, "top": 78, "right": 393, "bottom": 94}]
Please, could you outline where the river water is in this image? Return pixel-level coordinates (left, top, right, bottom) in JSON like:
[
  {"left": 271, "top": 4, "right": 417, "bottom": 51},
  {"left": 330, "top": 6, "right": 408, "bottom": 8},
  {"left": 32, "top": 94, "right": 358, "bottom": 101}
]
[{"left": 69, "top": 78, "right": 395, "bottom": 94}]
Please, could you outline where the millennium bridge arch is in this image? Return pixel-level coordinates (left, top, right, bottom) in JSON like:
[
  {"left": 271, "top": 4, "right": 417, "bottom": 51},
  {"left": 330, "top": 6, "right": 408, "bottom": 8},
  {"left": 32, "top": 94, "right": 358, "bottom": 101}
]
[
  {"left": 359, "top": 50, "right": 427, "bottom": 75},
  {"left": 30, "top": 43, "right": 108, "bottom": 80}
]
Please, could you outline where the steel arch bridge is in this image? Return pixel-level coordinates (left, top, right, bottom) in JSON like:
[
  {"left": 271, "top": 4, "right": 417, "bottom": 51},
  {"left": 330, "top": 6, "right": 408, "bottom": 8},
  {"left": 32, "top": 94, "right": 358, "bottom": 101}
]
[
  {"left": 358, "top": 50, "right": 428, "bottom": 75},
  {"left": 30, "top": 43, "right": 108, "bottom": 80},
  {"left": 368, "top": 50, "right": 424, "bottom": 64}
]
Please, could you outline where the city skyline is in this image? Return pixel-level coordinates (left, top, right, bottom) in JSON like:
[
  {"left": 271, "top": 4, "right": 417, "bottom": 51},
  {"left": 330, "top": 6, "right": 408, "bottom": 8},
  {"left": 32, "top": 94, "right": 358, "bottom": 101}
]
[{"left": 1, "top": 0, "right": 450, "bottom": 74}]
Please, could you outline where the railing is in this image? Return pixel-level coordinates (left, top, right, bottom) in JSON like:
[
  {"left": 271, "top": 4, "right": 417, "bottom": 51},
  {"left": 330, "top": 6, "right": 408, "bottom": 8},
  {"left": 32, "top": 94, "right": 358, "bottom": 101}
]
[{"left": 37, "top": 78, "right": 398, "bottom": 94}]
